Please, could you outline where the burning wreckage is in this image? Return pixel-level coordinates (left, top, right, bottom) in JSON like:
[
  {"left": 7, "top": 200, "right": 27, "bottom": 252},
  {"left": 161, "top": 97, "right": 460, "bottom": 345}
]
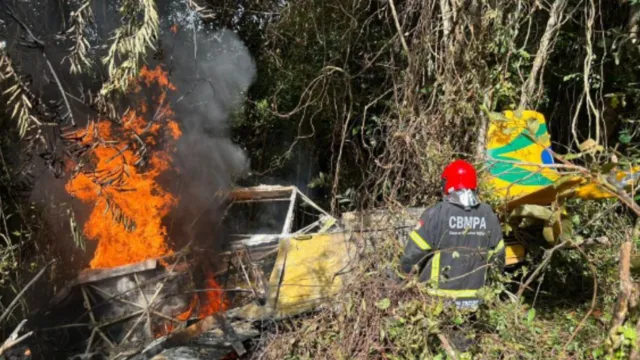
[
  {"left": 33, "top": 185, "right": 359, "bottom": 360},
  {"left": 10, "top": 65, "right": 359, "bottom": 359}
]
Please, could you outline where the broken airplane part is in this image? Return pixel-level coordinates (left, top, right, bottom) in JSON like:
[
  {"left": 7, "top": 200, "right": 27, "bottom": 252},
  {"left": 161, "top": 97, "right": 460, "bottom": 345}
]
[{"left": 485, "top": 109, "right": 640, "bottom": 264}]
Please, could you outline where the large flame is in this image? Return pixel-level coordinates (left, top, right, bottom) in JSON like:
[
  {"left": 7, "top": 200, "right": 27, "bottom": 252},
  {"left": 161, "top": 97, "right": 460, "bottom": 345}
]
[
  {"left": 65, "top": 65, "right": 180, "bottom": 269},
  {"left": 65, "top": 56, "right": 229, "bottom": 332}
]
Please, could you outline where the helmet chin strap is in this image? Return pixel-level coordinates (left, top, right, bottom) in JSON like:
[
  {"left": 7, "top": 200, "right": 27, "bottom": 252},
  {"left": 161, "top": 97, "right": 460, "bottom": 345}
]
[{"left": 445, "top": 189, "right": 480, "bottom": 210}]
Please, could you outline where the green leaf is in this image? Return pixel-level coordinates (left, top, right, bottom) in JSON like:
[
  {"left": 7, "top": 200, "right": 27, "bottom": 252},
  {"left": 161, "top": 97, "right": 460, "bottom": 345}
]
[
  {"left": 375, "top": 298, "right": 391, "bottom": 310},
  {"left": 527, "top": 118, "right": 540, "bottom": 135},
  {"left": 611, "top": 95, "right": 619, "bottom": 109},
  {"left": 256, "top": 99, "right": 269, "bottom": 111},
  {"left": 600, "top": 162, "right": 617, "bottom": 174},
  {"left": 592, "top": 348, "right": 604, "bottom": 358},
  {"left": 563, "top": 73, "right": 581, "bottom": 82},
  {"left": 518, "top": 49, "right": 530, "bottom": 59},
  {"left": 543, "top": 225, "right": 556, "bottom": 245},
  {"left": 514, "top": 108, "right": 524, "bottom": 119},
  {"left": 460, "top": 353, "right": 473, "bottom": 360},
  {"left": 527, "top": 308, "right": 536, "bottom": 323},
  {"left": 605, "top": 92, "right": 627, "bottom": 109},
  {"left": 623, "top": 325, "right": 637, "bottom": 341},
  {"left": 432, "top": 302, "right": 444, "bottom": 316},
  {"left": 578, "top": 139, "right": 598, "bottom": 152},
  {"left": 510, "top": 204, "right": 553, "bottom": 221},
  {"left": 562, "top": 152, "right": 583, "bottom": 161},
  {"left": 553, "top": 175, "right": 576, "bottom": 189},
  {"left": 502, "top": 223, "right": 513, "bottom": 235},
  {"left": 571, "top": 214, "right": 581, "bottom": 225},
  {"left": 543, "top": 217, "right": 573, "bottom": 245},
  {"left": 537, "top": 133, "right": 551, "bottom": 144},
  {"left": 619, "top": 132, "right": 632, "bottom": 144},
  {"left": 488, "top": 111, "right": 508, "bottom": 122}
]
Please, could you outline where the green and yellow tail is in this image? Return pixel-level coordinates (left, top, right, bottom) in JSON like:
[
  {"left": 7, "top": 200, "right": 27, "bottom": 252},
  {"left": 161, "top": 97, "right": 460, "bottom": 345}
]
[
  {"left": 483, "top": 109, "right": 639, "bottom": 265},
  {"left": 484, "top": 110, "right": 637, "bottom": 209}
]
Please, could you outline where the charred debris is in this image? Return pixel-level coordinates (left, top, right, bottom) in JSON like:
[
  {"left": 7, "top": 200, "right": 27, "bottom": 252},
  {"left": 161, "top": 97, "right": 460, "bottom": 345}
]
[{"left": 12, "top": 185, "right": 375, "bottom": 360}]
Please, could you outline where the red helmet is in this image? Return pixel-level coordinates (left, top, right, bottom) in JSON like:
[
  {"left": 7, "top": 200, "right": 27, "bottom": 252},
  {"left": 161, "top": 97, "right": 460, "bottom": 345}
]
[{"left": 441, "top": 160, "right": 477, "bottom": 194}]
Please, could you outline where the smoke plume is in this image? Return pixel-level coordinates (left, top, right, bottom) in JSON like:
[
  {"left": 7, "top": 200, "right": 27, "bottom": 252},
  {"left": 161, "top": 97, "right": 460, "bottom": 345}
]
[{"left": 158, "top": 2, "right": 256, "bottom": 251}]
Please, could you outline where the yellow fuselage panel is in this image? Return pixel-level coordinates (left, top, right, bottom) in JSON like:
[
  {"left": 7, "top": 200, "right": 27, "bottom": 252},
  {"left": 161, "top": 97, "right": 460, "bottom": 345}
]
[
  {"left": 505, "top": 243, "right": 525, "bottom": 266},
  {"left": 231, "top": 233, "right": 356, "bottom": 321}
]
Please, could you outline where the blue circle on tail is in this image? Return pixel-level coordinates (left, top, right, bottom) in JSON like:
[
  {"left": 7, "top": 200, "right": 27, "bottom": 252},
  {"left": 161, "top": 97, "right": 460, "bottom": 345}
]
[{"left": 541, "top": 147, "right": 554, "bottom": 164}]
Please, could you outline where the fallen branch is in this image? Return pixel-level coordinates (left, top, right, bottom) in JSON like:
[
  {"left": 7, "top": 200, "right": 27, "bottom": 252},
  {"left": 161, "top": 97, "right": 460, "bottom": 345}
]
[
  {"left": 437, "top": 334, "right": 458, "bottom": 360},
  {"left": 0, "top": 260, "right": 54, "bottom": 324},
  {"left": 608, "top": 239, "right": 639, "bottom": 354},
  {"left": 0, "top": 319, "right": 32, "bottom": 356},
  {"left": 516, "top": 240, "right": 570, "bottom": 298},
  {"left": 610, "top": 241, "right": 633, "bottom": 331},
  {"left": 580, "top": 236, "right": 610, "bottom": 248}
]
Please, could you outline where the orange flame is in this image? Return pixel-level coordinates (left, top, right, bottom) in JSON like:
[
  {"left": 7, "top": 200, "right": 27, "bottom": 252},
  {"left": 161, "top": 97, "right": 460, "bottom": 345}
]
[
  {"left": 65, "top": 65, "right": 181, "bottom": 269},
  {"left": 160, "top": 275, "right": 228, "bottom": 335},
  {"left": 65, "top": 60, "right": 230, "bottom": 335},
  {"left": 176, "top": 294, "right": 198, "bottom": 321},
  {"left": 198, "top": 274, "right": 228, "bottom": 318}
]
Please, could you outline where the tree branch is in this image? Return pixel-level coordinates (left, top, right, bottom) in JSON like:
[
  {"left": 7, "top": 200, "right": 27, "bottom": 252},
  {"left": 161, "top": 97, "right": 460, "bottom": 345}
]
[
  {"left": 388, "top": 0, "right": 410, "bottom": 60},
  {"left": 516, "top": 239, "right": 570, "bottom": 298},
  {"left": 520, "top": 0, "right": 568, "bottom": 108},
  {"left": 0, "top": 260, "right": 55, "bottom": 324},
  {"left": 0, "top": 320, "right": 32, "bottom": 356},
  {"left": 608, "top": 240, "right": 636, "bottom": 353},
  {"left": 438, "top": 334, "right": 458, "bottom": 360},
  {"left": 6, "top": 7, "right": 76, "bottom": 126},
  {"left": 44, "top": 55, "right": 76, "bottom": 126}
]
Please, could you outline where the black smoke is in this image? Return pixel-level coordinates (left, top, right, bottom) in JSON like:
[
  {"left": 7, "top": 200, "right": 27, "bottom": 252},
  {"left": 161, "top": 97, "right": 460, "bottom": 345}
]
[{"left": 157, "top": 1, "right": 256, "bottom": 254}]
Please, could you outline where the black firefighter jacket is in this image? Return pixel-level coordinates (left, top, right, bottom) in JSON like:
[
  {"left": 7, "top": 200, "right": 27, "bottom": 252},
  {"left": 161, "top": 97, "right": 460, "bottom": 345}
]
[{"left": 400, "top": 200, "right": 505, "bottom": 301}]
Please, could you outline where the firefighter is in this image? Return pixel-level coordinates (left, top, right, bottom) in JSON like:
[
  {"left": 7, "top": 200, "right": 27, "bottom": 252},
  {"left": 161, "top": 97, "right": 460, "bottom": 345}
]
[{"left": 400, "top": 159, "right": 505, "bottom": 310}]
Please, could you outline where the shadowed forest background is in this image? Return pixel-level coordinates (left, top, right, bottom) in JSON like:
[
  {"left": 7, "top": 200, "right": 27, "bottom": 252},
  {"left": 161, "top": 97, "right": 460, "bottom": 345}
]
[{"left": 1, "top": 0, "right": 640, "bottom": 358}]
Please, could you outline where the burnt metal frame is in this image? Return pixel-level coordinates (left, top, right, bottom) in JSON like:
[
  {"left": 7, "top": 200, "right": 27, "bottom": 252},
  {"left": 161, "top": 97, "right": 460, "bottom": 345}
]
[
  {"left": 44, "top": 256, "right": 192, "bottom": 357},
  {"left": 226, "top": 185, "right": 340, "bottom": 250}
]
